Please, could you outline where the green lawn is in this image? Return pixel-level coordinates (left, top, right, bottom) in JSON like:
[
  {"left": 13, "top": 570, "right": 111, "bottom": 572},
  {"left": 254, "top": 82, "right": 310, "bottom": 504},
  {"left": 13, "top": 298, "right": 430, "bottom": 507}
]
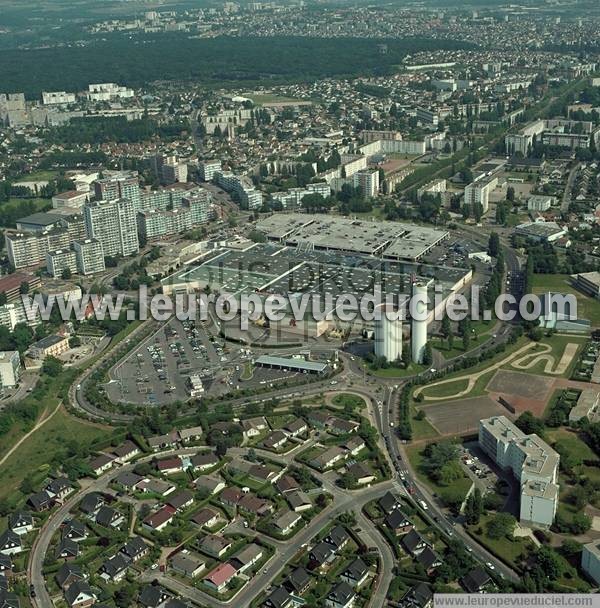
[
  {"left": 405, "top": 443, "right": 472, "bottom": 507},
  {"left": 419, "top": 378, "right": 469, "bottom": 399},
  {"left": 246, "top": 93, "right": 303, "bottom": 105},
  {"left": 330, "top": 393, "right": 366, "bottom": 409},
  {"left": 546, "top": 427, "right": 596, "bottom": 461},
  {"left": 371, "top": 361, "right": 427, "bottom": 378},
  {"left": 410, "top": 405, "right": 440, "bottom": 440},
  {"left": 0, "top": 407, "right": 113, "bottom": 503},
  {"left": 531, "top": 273, "right": 600, "bottom": 326},
  {"left": 467, "top": 514, "right": 532, "bottom": 570},
  {"left": 504, "top": 334, "right": 586, "bottom": 377}
]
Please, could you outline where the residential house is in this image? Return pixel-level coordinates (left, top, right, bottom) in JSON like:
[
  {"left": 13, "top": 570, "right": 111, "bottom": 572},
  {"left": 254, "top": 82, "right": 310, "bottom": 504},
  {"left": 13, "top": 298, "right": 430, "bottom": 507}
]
[
  {"left": 346, "top": 462, "right": 375, "bottom": 485},
  {"left": 263, "top": 431, "right": 288, "bottom": 450},
  {"left": 56, "top": 563, "right": 85, "bottom": 591},
  {"left": 198, "top": 534, "right": 232, "bottom": 559},
  {"left": 275, "top": 476, "right": 300, "bottom": 495},
  {"left": 0, "top": 555, "right": 12, "bottom": 578},
  {"left": 273, "top": 511, "right": 302, "bottom": 536},
  {"left": 167, "top": 491, "right": 194, "bottom": 513},
  {"left": 219, "top": 487, "right": 243, "bottom": 508},
  {"left": 46, "top": 477, "right": 73, "bottom": 501},
  {"left": 308, "top": 411, "right": 329, "bottom": 429},
  {"left": 343, "top": 437, "right": 366, "bottom": 456},
  {"left": 325, "top": 525, "right": 350, "bottom": 551},
  {"left": 65, "top": 581, "right": 96, "bottom": 608},
  {"left": 311, "top": 446, "right": 346, "bottom": 471},
  {"left": 401, "top": 530, "right": 430, "bottom": 557},
  {"left": 138, "top": 584, "right": 171, "bottom": 608},
  {"left": 79, "top": 493, "right": 104, "bottom": 516},
  {"left": 264, "top": 587, "right": 292, "bottom": 608},
  {"left": 327, "top": 417, "right": 359, "bottom": 436},
  {"left": 89, "top": 454, "right": 115, "bottom": 476},
  {"left": 341, "top": 558, "right": 370, "bottom": 588},
  {"left": 100, "top": 554, "right": 130, "bottom": 583},
  {"left": 136, "top": 477, "right": 176, "bottom": 497},
  {"left": 114, "top": 471, "right": 144, "bottom": 492},
  {"left": 143, "top": 506, "right": 175, "bottom": 532},
  {"left": 326, "top": 581, "right": 356, "bottom": 608},
  {"left": 8, "top": 512, "right": 33, "bottom": 536},
  {"left": 286, "top": 490, "right": 312, "bottom": 512},
  {"left": 416, "top": 547, "right": 442, "bottom": 575},
  {"left": 178, "top": 426, "right": 203, "bottom": 444},
  {"left": 248, "top": 464, "right": 283, "bottom": 484},
  {"left": 400, "top": 583, "right": 433, "bottom": 608},
  {"left": 195, "top": 475, "right": 226, "bottom": 495},
  {"left": 203, "top": 562, "right": 237, "bottom": 592},
  {"left": 28, "top": 490, "right": 53, "bottom": 512},
  {"left": 190, "top": 452, "right": 219, "bottom": 472},
  {"left": 283, "top": 567, "right": 311, "bottom": 595},
  {"left": 170, "top": 551, "right": 205, "bottom": 578},
  {"left": 56, "top": 538, "right": 79, "bottom": 561},
  {"left": 95, "top": 506, "right": 123, "bottom": 529},
  {"left": 112, "top": 440, "right": 140, "bottom": 463},
  {"left": 378, "top": 492, "right": 399, "bottom": 516},
  {"left": 191, "top": 508, "right": 220, "bottom": 529},
  {"left": 238, "top": 494, "right": 273, "bottom": 517},
  {"left": 283, "top": 418, "right": 307, "bottom": 438},
  {"left": 385, "top": 510, "right": 414, "bottom": 536},
  {"left": 147, "top": 432, "right": 178, "bottom": 452},
  {"left": 309, "top": 540, "right": 336, "bottom": 571},
  {"left": 241, "top": 417, "right": 268, "bottom": 438},
  {"left": 156, "top": 457, "right": 183, "bottom": 475},
  {"left": 0, "top": 532, "right": 22, "bottom": 556},
  {"left": 230, "top": 542, "right": 263, "bottom": 574},
  {"left": 62, "top": 520, "right": 88, "bottom": 541},
  {"left": 461, "top": 567, "right": 492, "bottom": 593},
  {"left": 120, "top": 537, "right": 149, "bottom": 563}
]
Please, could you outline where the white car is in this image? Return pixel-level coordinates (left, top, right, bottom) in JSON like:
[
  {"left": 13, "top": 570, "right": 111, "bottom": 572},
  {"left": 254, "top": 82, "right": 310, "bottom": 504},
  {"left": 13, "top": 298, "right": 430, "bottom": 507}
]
[{"left": 419, "top": 500, "right": 428, "bottom": 510}]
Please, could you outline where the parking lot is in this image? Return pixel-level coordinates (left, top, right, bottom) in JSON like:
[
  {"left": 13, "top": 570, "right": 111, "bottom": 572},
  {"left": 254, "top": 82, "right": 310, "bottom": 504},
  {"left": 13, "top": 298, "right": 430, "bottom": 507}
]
[{"left": 105, "top": 318, "right": 225, "bottom": 405}]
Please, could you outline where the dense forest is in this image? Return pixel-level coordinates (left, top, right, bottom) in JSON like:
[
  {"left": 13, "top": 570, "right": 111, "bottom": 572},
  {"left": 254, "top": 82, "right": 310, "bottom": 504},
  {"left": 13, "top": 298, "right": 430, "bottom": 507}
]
[
  {"left": 0, "top": 35, "right": 476, "bottom": 96},
  {"left": 47, "top": 117, "right": 190, "bottom": 145}
]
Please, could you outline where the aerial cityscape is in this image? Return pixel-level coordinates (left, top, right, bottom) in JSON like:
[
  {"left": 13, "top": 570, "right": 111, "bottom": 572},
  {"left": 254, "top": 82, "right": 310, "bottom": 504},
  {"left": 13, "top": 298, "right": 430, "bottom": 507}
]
[{"left": 2, "top": 0, "right": 600, "bottom": 607}]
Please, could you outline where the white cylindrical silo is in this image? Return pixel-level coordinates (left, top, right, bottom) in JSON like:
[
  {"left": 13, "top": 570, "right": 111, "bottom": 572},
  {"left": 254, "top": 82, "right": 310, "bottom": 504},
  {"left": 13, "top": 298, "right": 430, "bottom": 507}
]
[
  {"left": 411, "top": 282, "right": 428, "bottom": 363},
  {"left": 374, "top": 304, "right": 402, "bottom": 362}
]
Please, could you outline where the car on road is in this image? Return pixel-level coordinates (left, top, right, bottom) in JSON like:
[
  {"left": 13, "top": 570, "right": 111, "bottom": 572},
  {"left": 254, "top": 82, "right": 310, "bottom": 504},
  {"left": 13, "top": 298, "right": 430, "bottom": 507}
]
[
  {"left": 419, "top": 500, "right": 428, "bottom": 510},
  {"left": 486, "top": 562, "right": 495, "bottom": 570},
  {"left": 30, "top": 585, "right": 36, "bottom": 598}
]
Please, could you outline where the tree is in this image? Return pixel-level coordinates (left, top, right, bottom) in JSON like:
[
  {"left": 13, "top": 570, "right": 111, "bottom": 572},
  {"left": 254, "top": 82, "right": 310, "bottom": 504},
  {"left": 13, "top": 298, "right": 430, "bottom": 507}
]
[
  {"left": 506, "top": 186, "right": 515, "bottom": 201},
  {"left": 488, "top": 232, "right": 500, "bottom": 257},
  {"left": 61, "top": 267, "right": 72, "bottom": 280},
  {"left": 19, "top": 281, "right": 29, "bottom": 295},
  {"left": 422, "top": 342, "right": 433, "bottom": 366},
  {"left": 440, "top": 315, "right": 451, "bottom": 339},
  {"left": 462, "top": 332, "right": 470, "bottom": 351},
  {"left": 515, "top": 411, "right": 544, "bottom": 436},
  {"left": 486, "top": 512, "right": 516, "bottom": 539},
  {"left": 465, "top": 487, "right": 483, "bottom": 525},
  {"left": 42, "top": 356, "right": 64, "bottom": 377},
  {"left": 421, "top": 441, "right": 459, "bottom": 484}
]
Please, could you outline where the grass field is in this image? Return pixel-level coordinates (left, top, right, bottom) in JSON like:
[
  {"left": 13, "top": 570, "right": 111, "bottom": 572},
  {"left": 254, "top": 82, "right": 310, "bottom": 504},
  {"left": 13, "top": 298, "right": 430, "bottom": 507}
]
[
  {"left": 467, "top": 513, "right": 532, "bottom": 569},
  {"left": 409, "top": 405, "right": 440, "bottom": 440},
  {"left": 531, "top": 273, "right": 600, "bottom": 326},
  {"left": 371, "top": 361, "right": 427, "bottom": 378},
  {"left": 405, "top": 443, "right": 472, "bottom": 505},
  {"left": 15, "top": 170, "right": 58, "bottom": 182},
  {"left": 419, "top": 378, "right": 469, "bottom": 399},
  {"left": 506, "top": 334, "right": 586, "bottom": 377},
  {"left": 0, "top": 406, "right": 113, "bottom": 502}
]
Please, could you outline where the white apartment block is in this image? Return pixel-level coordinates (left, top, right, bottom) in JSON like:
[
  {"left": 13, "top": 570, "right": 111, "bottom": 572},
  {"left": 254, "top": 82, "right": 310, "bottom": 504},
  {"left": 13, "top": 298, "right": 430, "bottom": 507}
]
[
  {"left": 271, "top": 182, "right": 332, "bottom": 209},
  {"left": 94, "top": 174, "right": 141, "bottom": 210},
  {"left": 52, "top": 190, "right": 89, "bottom": 211},
  {"left": 479, "top": 416, "right": 559, "bottom": 527},
  {"left": 42, "top": 91, "right": 76, "bottom": 105},
  {"left": 527, "top": 195, "right": 555, "bottom": 212},
  {"left": 464, "top": 175, "right": 498, "bottom": 215},
  {"left": 0, "top": 351, "right": 21, "bottom": 388},
  {"left": 353, "top": 169, "right": 380, "bottom": 198},
  {"left": 87, "top": 83, "right": 134, "bottom": 101},
  {"left": 73, "top": 239, "right": 106, "bottom": 275},
  {"left": 137, "top": 208, "right": 192, "bottom": 239},
  {"left": 140, "top": 188, "right": 171, "bottom": 211},
  {"left": 182, "top": 193, "right": 212, "bottom": 224},
  {"left": 417, "top": 178, "right": 447, "bottom": 202},
  {"left": 46, "top": 249, "right": 77, "bottom": 278},
  {"left": 84, "top": 198, "right": 139, "bottom": 257},
  {"left": 199, "top": 160, "right": 222, "bottom": 182},
  {"left": 6, "top": 229, "right": 70, "bottom": 270}
]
